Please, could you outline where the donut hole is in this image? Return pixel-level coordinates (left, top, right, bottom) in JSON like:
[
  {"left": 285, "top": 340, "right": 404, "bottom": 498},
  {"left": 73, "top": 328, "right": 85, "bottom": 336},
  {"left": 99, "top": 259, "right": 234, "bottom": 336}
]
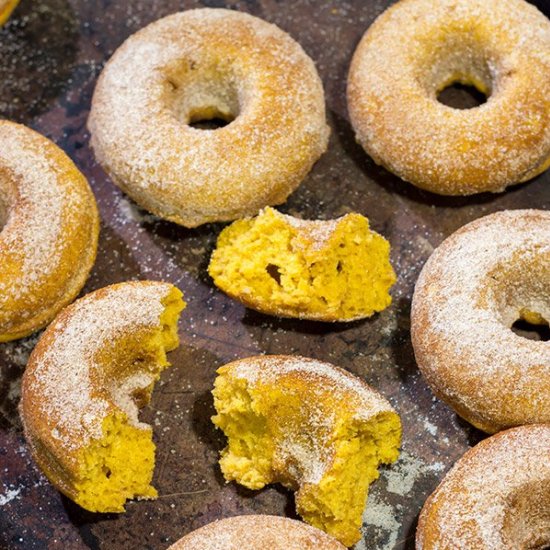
[
  {"left": 188, "top": 107, "right": 235, "bottom": 130},
  {"left": 419, "top": 31, "right": 496, "bottom": 110},
  {"left": 511, "top": 311, "right": 550, "bottom": 342},
  {"left": 501, "top": 481, "right": 550, "bottom": 549},
  {"left": 164, "top": 62, "right": 240, "bottom": 130},
  {"left": 437, "top": 82, "right": 488, "bottom": 109}
]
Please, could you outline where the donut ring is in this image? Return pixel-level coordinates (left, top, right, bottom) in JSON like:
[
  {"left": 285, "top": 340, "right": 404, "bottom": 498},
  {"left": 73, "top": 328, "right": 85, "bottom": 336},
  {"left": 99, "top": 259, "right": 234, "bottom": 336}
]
[
  {"left": 89, "top": 8, "right": 330, "bottom": 227},
  {"left": 347, "top": 0, "right": 550, "bottom": 195},
  {"left": 411, "top": 210, "right": 550, "bottom": 433},
  {"left": 416, "top": 425, "right": 550, "bottom": 549},
  {"left": 0, "top": 121, "right": 99, "bottom": 342},
  {"left": 20, "top": 281, "right": 185, "bottom": 512},
  {"left": 212, "top": 355, "right": 401, "bottom": 546},
  {"left": 168, "top": 515, "right": 346, "bottom": 549}
]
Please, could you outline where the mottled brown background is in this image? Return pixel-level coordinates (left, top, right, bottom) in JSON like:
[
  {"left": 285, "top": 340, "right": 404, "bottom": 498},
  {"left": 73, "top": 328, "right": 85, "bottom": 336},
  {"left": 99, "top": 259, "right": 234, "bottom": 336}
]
[{"left": 0, "top": 1, "right": 548, "bottom": 549}]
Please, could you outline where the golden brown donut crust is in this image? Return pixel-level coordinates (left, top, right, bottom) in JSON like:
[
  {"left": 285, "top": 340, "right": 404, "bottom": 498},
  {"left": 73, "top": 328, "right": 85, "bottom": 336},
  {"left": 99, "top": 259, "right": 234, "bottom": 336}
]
[
  {"left": 0, "top": 121, "right": 99, "bottom": 342},
  {"left": 416, "top": 425, "right": 550, "bottom": 549},
  {"left": 20, "top": 281, "right": 183, "bottom": 505},
  {"left": 168, "top": 515, "right": 346, "bottom": 549},
  {"left": 89, "top": 8, "right": 329, "bottom": 227},
  {"left": 411, "top": 210, "right": 550, "bottom": 433},
  {"left": 347, "top": 0, "right": 550, "bottom": 195}
]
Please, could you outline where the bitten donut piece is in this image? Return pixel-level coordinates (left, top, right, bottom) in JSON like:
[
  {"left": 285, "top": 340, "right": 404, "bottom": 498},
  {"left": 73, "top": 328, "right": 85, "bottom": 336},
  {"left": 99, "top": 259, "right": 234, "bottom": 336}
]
[
  {"left": 0, "top": 121, "right": 99, "bottom": 342},
  {"left": 88, "top": 8, "right": 329, "bottom": 227},
  {"left": 212, "top": 355, "right": 401, "bottom": 547},
  {"left": 0, "top": 0, "right": 19, "bottom": 25},
  {"left": 411, "top": 210, "right": 550, "bottom": 433},
  {"left": 417, "top": 425, "right": 550, "bottom": 549},
  {"left": 20, "top": 281, "right": 185, "bottom": 513},
  {"left": 208, "top": 207, "right": 396, "bottom": 321},
  {"left": 348, "top": 0, "right": 550, "bottom": 195},
  {"left": 168, "top": 515, "right": 346, "bottom": 549}
]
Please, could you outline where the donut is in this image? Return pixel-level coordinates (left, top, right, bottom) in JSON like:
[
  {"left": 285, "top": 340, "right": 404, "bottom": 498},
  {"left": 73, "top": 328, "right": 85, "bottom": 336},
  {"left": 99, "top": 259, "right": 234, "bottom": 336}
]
[
  {"left": 0, "top": 121, "right": 99, "bottom": 342},
  {"left": 212, "top": 355, "right": 401, "bottom": 546},
  {"left": 416, "top": 424, "right": 550, "bottom": 549},
  {"left": 411, "top": 210, "right": 550, "bottom": 433},
  {"left": 347, "top": 0, "right": 550, "bottom": 195},
  {"left": 20, "top": 281, "right": 185, "bottom": 513},
  {"left": 0, "top": 0, "right": 19, "bottom": 25},
  {"left": 208, "top": 207, "right": 396, "bottom": 321},
  {"left": 168, "top": 515, "right": 346, "bottom": 549},
  {"left": 88, "top": 8, "right": 329, "bottom": 227}
]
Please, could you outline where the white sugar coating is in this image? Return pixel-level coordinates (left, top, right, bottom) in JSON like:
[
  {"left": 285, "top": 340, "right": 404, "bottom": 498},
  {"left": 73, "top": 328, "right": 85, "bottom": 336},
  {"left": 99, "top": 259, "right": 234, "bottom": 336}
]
[
  {"left": 21, "top": 281, "right": 173, "bottom": 465},
  {"left": 278, "top": 210, "right": 342, "bottom": 251},
  {"left": 229, "top": 355, "right": 396, "bottom": 422},
  {"left": 0, "top": 121, "right": 98, "bottom": 339},
  {"left": 417, "top": 425, "right": 550, "bottom": 549},
  {"left": 88, "top": 8, "right": 329, "bottom": 227},
  {"left": 0, "top": 124, "right": 68, "bottom": 293},
  {"left": 168, "top": 515, "right": 345, "bottom": 549},
  {"left": 411, "top": 210, "right": 550, "bottom": 432},
  {"left": 348, "top": 0, "right": 550, "bottom": 195}
]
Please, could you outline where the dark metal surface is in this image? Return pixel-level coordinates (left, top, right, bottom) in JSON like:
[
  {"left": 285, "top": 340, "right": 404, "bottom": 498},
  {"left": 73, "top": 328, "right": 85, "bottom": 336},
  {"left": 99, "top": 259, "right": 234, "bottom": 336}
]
[{"left": 0, "top": 1, "right": 548, "bottom": 549}]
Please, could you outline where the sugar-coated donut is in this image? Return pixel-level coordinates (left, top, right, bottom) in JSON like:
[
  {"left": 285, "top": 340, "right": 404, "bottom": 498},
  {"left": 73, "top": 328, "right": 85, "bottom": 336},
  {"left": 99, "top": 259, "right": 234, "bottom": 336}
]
[
  {"left": 20, "top": 281, "right": 185, "bottom": 513},
  {"left": 89, "top": 8, "right": 329, "bottom": 227},
  {"left": 168, "top": 515, "right": 346, "bottom": 549},
  {"left": 416, "top": 424, "right": 550, "bottom": 549},
  {"left": 411, "top": 210, "right": 550, "bottom": 434},
  {"left": 208, "top": 207, "right": 396, "bottom": 321},
  {"left": 0, "top": 0, "right": 19, "bottom": 25},
  {"left": 347, "top": 0, "right": 550, "bottom": 195},
  {"left": 0, "top": 121, "right": 99, "bottom": 342},
  {"left": 212, "top": 355, "right": 401, "bottom": 546}
]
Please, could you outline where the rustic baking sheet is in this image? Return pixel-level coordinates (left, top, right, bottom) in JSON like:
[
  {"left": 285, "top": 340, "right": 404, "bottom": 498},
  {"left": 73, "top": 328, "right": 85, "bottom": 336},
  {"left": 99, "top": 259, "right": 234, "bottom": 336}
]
[{"left": 1, "top": 0, "right": 549, "bottom": 548}]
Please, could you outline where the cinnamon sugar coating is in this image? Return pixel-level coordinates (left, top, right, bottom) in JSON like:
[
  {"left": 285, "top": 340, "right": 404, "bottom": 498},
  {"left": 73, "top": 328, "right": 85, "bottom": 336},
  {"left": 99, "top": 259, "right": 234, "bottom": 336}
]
[
  {"left": 416, "top": 425, "right": 550, "bottom": 549},
  {"left": 411, "top": 210, "right": 550, "bottom": 433},
  {"left": 89, "top": 8, "right": 329, "bottom": 227},
  {"left": 0, "top": 121, "right": 99, "bottom": 342},
  {"left": 347, "top": 0, "right": 550, "bottom": 195},
  {"left": 168, "top": 515, "right": 345, "bottom": 549}
]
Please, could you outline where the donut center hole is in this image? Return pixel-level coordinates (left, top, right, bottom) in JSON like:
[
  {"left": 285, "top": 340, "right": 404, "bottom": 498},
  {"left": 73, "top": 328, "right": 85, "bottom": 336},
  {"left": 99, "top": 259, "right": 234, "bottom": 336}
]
[
  {"left": 188, "top": 107, "right": 235, "bottom": 130},
  {"left": 164, "top": 63, "right": 240, "bottom": 130},
  {"left": 511, "top": 311, "right": 550, "bottom": 342},
  {"left": 437, "top": 81, "right": 488, "bottom": 109}
]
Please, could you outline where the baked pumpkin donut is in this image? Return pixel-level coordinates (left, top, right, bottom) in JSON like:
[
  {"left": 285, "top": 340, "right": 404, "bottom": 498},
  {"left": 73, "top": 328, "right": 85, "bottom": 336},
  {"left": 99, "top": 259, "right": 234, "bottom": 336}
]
[
  {"left": 20, "top": 281, "right": 185, "bottom": 513},
  {"left": 347, "top": 0, "right": 550, "bottom": 195},
  {"left": 0, "top": 0, "right": 19, "bottom": 25},
  {"left": 88, "top": 8, "right": 329, "bottom": 228},
  {"left": 212, "top": 355, "right": 401, "bottom": 546},
  {"left": 411, "top": 210, "right": 550, "bottom": 433},
  {"left": 208, "top": 207, "right": 396, "bottom": 321},
  {"left": 0, "top": 121, "right": 99, "bottom": 342},
  {"left": 168, "top": 515, "right": 346, "bottom": 549},
  {"left": 416, "top": 424, "right": 550, "bottom": 549}
]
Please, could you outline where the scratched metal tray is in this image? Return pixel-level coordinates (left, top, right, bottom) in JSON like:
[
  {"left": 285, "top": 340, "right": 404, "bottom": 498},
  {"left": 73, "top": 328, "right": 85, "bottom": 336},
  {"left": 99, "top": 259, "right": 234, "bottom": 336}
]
[{"left": 1, "top": 1, "right": 548, "bottom": 548}]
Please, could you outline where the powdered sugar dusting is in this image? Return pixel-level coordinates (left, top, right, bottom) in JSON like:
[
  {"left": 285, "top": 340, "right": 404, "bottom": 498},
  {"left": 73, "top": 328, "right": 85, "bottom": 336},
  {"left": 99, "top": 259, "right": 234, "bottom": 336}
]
[
  {"left": 411, "top": 210, "right": 550, "bottom": 431},
  {"left": 21, "top": 282, "right": 172, "bottom": 461}
]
